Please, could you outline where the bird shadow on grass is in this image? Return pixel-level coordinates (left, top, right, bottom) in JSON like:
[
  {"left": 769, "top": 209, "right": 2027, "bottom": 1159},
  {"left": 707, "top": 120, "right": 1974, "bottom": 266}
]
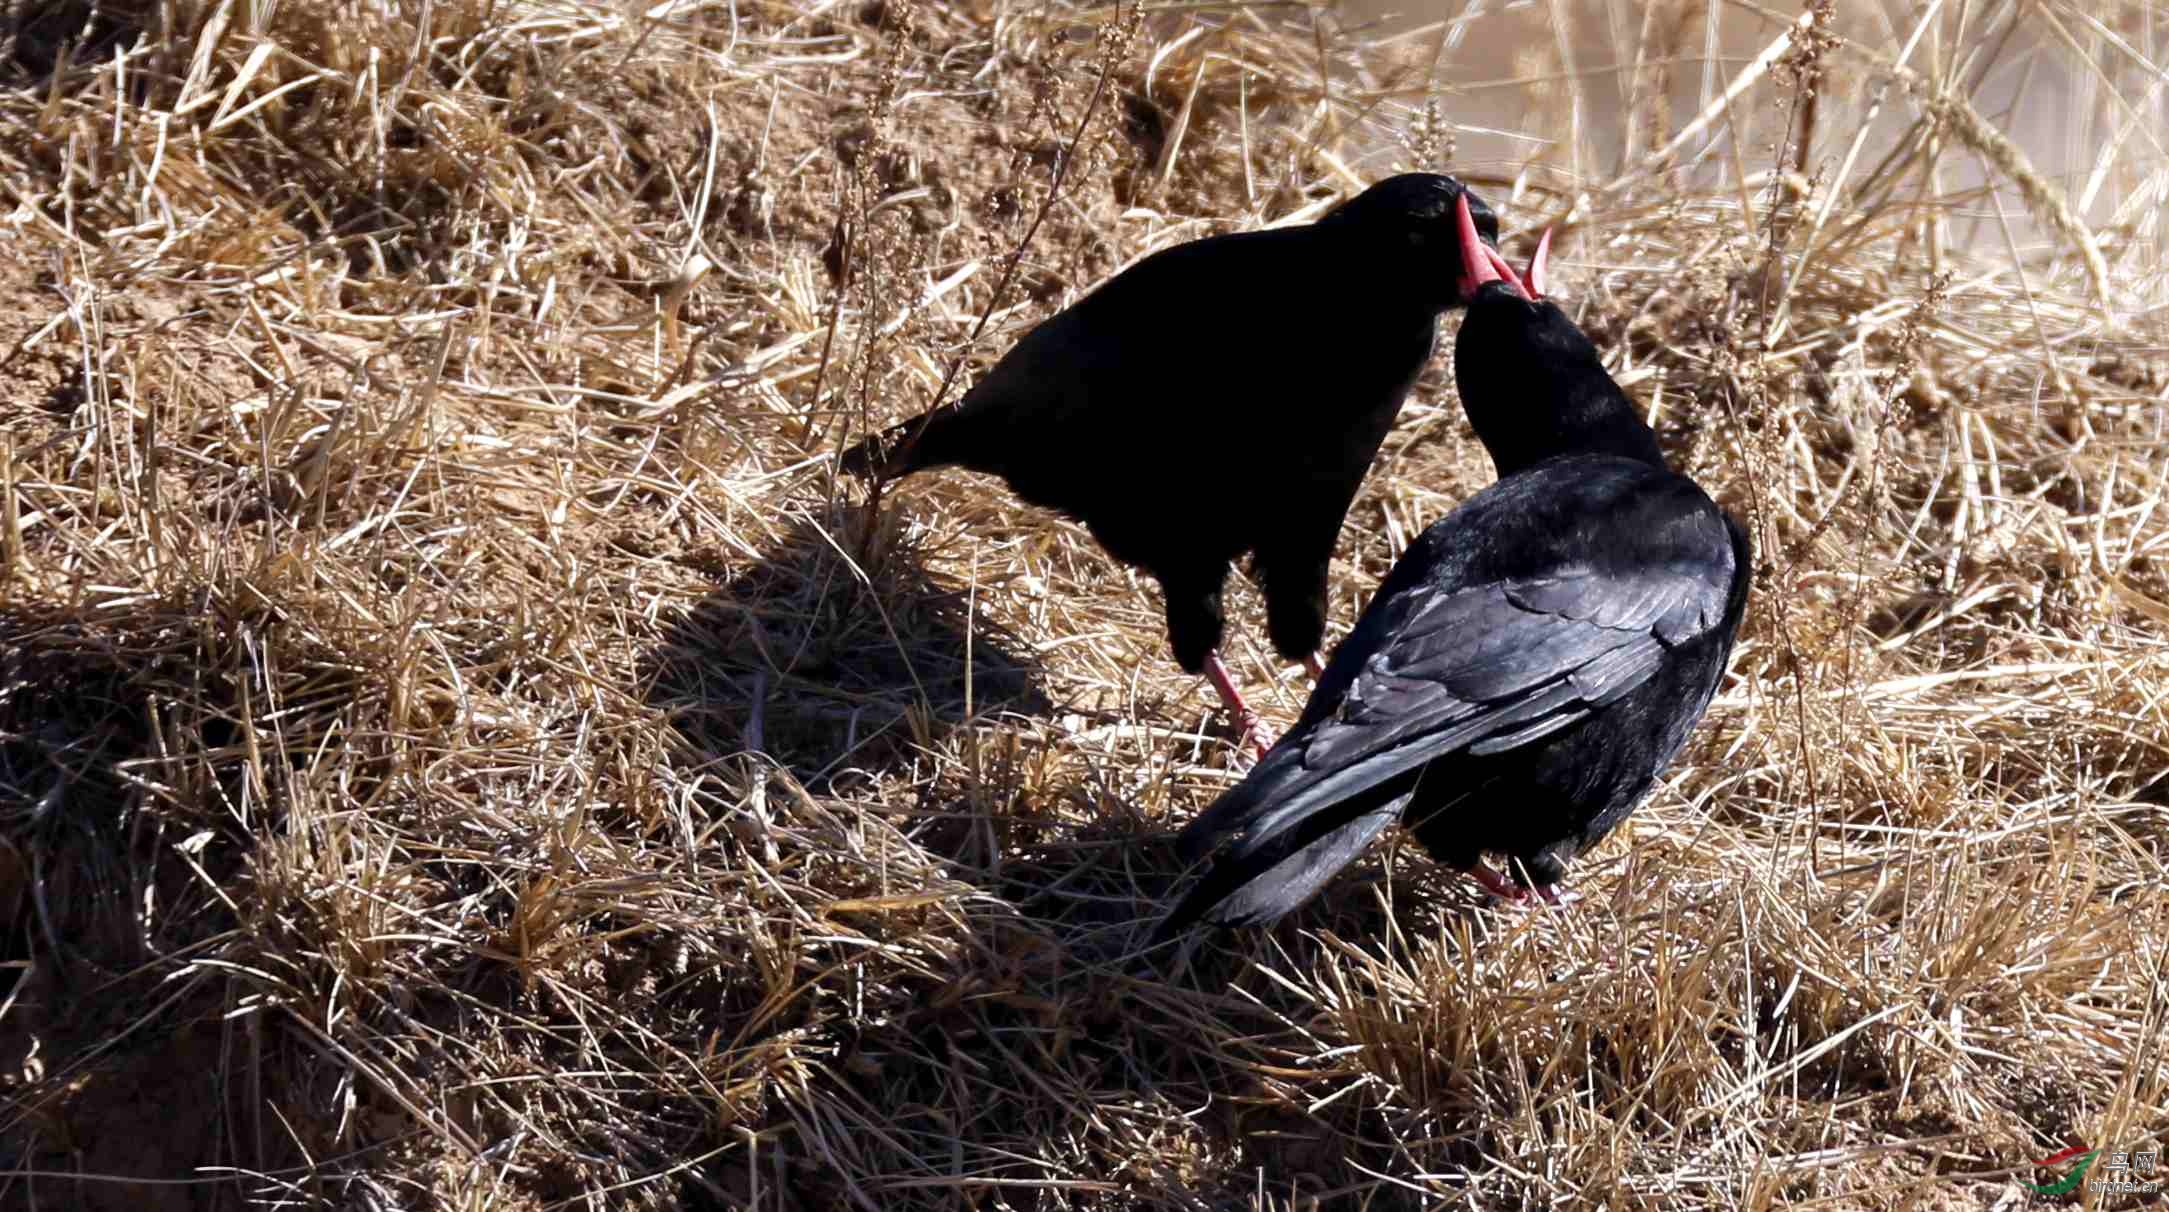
[
  {"left": 629, "top": 509, "right": 1554, "bottom": 1205},
  {"left": 640, "top": 511, "right": 1055, "bottom": 794},
  {"left": 685, "top": 766, "right": 1509, "bottom": 1206},
  {"left": 0, "top": 602, "right": 249, "bottom": 995},
  {"left": 1, "top": 1, "right": 141, "bottom": 81},
  {"left": 0, "top": 599, "right": 285, "bottom": 1212},
  {"left": 634, "top": 507, "right": 1541, "bottom": 1204}
]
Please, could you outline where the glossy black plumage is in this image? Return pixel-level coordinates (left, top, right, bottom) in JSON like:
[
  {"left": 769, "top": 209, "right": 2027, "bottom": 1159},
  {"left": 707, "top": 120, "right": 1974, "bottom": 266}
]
[
  {"left": 839, "top": 175, "right": 1500, "bottom": 741},
  {"left": 1164, "top": 216, "right": 1751, "bottom": 931}
]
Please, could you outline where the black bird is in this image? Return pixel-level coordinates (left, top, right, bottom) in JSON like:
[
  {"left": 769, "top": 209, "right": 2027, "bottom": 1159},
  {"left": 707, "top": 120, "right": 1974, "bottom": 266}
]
[
  {"left": 1162, "top": 195, "right": 1751, "bottom": 930},
  {"left": 839, "top": 175, "right": 1502, "bottom": 753}
]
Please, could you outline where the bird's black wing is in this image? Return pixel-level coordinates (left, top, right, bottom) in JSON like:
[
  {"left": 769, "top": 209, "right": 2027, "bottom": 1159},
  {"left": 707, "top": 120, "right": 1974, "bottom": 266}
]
[
  {"left": 1167, "top": 488, "right": 1737, "bottom": 928},
  {"left": 846, "top": 226, "right": 1318, "bottom": 477}
]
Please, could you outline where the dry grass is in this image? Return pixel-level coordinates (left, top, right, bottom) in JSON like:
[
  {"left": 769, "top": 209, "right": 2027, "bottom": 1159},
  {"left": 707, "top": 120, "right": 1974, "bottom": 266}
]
[{"left": 2, "top": 0, "right": 2167, "bottom": 1207}]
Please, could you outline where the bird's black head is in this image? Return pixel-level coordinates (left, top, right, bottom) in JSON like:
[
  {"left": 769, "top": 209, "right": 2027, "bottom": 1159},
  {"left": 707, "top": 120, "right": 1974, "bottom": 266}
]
[
  {"left": 1447, "top": 196, "right": 1667, "bottom": 476},
  {"left": 1318, "top": 173, "right": 1501, "bottom": 309}
]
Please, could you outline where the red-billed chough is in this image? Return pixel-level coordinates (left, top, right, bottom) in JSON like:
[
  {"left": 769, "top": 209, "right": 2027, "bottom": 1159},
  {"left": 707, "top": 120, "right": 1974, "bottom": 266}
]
[
  {"left": 1161, "top": 196, "right": 1751, "bottom": 930},
  {"left": 839, "top": 175, "right": 1501, "bottom": 753}
]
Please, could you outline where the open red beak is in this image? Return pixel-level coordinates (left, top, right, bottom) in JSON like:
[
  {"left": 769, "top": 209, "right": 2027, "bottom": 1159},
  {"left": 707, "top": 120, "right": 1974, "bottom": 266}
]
[
  {"left": 1454, "top": 194, "right": 1553, "bottom": 303},
  {"left": 1526, "top": 227, "right": 1551, "bottom": 299}
]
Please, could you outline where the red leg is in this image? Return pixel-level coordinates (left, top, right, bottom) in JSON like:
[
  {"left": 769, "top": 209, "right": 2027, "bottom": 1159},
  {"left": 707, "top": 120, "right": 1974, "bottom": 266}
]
[
  {"left": 1203, "top": 650, "right": 1271, "bottom": 758},
  {"left": 1303, "top": 651, "right": 1326, "bottom": 680}
]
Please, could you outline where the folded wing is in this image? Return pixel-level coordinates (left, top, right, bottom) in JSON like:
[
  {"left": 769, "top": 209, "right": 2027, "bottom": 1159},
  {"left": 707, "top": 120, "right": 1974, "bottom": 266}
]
[{"left": 1166, "top": 540, "right": 1733, "bottom": 930}]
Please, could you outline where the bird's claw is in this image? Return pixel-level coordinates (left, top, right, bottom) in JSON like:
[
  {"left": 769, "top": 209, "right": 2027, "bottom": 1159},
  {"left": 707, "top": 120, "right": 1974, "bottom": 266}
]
[
  {"left": 1215, "top": 707, "right": 1273, "bottom": 769},
  {"left": 1203, "top": 651, "right": 1273, "bottom": 761},
  {"left": 1534, "top": 882, "right": 1581, "bottom": 907}
]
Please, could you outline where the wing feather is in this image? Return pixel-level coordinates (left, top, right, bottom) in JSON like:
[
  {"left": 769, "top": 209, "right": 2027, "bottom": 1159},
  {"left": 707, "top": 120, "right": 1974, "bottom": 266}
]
[
  {"left": 1176, "top": 560, "right": 1727, "bottom": 878},
  {"left": 1166, "top": 464, "right": 1745, "bottom": 929}
]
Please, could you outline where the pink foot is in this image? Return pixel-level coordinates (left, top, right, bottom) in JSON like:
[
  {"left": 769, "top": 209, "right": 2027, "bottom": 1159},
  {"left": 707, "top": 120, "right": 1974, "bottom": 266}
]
[
  {"left": 1303, "top": 651, "right": 1326, "bottom": 680},
  {"left": 1204, "top": 651, "right": 1273, "bottom": 759}
]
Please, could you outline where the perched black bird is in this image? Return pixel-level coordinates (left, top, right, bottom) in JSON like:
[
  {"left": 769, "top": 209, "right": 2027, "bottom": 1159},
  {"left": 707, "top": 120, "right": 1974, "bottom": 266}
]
[
  {"left": 839, "top": 175, "right": 1502, "bottom": 752},
  {"left": 1162, "top": 195, "right": 1751, "bottom": 930}
]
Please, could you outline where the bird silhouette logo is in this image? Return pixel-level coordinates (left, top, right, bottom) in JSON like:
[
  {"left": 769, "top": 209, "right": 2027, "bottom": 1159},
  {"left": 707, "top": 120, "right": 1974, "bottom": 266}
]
[{"left": 2026, "top": 1145, "right": 2099, "bottom": 1194}]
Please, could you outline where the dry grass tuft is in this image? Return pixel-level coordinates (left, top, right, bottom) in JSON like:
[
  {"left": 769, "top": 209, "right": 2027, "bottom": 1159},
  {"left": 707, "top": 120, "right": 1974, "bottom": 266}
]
[{"left": 2, "top": 0, "right": 2167, "bottom": 1207}]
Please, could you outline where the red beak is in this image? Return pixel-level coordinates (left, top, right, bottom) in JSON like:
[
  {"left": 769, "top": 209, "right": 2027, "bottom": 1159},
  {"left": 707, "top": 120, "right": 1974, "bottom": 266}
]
[
  {"left": 1456, "top": 194, "right": 1533, "bottom": 301},
  {"left": 1526, "top": 227, "right": 1552, "bottom": 299}
]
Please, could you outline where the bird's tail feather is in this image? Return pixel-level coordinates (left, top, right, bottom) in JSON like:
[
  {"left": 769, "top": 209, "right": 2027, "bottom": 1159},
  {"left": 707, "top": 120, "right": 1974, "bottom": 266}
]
[
  {"left": 1173, "top": 741, "right": 1315, "bottom": 862},
  {"left": 1191, "top": 680, "right": 1586, "bottom": 867},
  {"left": 1159, "top": 793, "right": 1408, "bottom": 935},
  {"left": 1175, "top": 727, "right": 1436, "bottom": 868}
]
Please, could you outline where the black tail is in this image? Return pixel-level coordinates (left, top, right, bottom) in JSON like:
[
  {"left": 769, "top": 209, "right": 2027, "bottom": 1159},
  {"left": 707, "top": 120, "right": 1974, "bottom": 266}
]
[
  {"left": 1158, "top": 795, "right": 1404, "bottom": 937},
  {"left": 1160, "top": 735, "right": 1431, "bottom": 936}
]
